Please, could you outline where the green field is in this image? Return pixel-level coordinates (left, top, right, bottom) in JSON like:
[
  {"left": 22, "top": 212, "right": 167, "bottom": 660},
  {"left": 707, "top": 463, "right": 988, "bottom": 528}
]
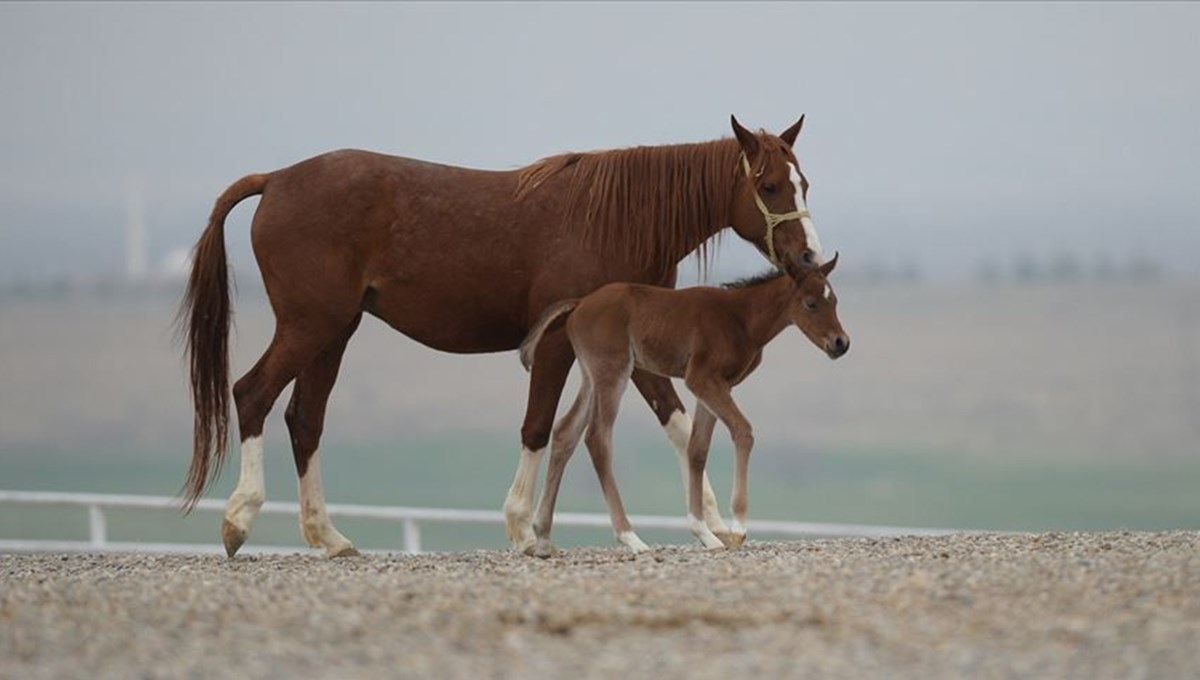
[
  {"left": 3, "top": 434, "right": 1197, "bottom": 554},
  {"left": 2, "top": 283, "right": 1197, "bottom": 552}
]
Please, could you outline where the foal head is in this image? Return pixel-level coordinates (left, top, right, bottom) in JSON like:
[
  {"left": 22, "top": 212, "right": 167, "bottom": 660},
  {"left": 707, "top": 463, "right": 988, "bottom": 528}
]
[
  {"left": 790, "top": 253, "right": 849, "bottom": 359},
  {"left": 729, "top": 115, "right": 824, "bottom": 279}
]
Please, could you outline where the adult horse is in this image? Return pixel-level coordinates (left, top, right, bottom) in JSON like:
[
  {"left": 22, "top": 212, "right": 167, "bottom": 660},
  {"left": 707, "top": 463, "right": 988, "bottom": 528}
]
[{"left": 180, "top": 114, "right": 825, "bottom": 557}]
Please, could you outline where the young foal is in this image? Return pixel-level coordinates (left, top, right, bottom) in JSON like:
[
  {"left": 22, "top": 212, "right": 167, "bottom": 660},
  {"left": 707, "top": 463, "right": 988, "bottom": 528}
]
[{"left": 520, "top": 255, "right": 848, "bottom": 556}]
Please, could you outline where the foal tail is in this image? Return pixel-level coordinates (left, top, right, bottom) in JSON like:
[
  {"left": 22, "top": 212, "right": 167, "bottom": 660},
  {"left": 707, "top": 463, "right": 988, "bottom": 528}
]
[
  {"left": 176, "top": 172, "right": 270, "bottom": 512},
  {"left": 519, "top": 300, "right": 579, "bottom": 371}
]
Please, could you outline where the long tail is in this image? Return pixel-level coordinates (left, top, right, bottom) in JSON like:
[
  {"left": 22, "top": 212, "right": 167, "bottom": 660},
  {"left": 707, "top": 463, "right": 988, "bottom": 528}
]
[
  {"left": 176, "top": 173, "right": 270, "bottom": 512},
  {"left": 519, "top": 300, "right": 580, "bottom": 371}
]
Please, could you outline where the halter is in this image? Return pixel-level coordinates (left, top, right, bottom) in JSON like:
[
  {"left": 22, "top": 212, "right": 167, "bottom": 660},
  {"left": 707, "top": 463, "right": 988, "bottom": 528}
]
[{"left": 741, "top": 154, "right": 810, "bottom": 267}]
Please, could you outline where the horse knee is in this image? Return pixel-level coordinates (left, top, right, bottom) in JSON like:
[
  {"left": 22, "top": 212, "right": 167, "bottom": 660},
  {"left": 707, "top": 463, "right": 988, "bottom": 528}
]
[
  {"left": 232, "top": 374, "right": 268, "bottom": 436},
  {"left": 732, "top": 429, "right": 754, "bottom": 453},
  {"left": 584, "top": 424, "right": 607, "bottom": 452},
  {"left": 520, "top": 424, "right": 551, "bottom": 452}
]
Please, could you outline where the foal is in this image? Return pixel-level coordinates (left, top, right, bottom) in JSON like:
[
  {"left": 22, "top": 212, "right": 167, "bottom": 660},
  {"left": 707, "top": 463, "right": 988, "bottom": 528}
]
[{"left": 520, "top": 255, "right": 848, "bottom": 556}]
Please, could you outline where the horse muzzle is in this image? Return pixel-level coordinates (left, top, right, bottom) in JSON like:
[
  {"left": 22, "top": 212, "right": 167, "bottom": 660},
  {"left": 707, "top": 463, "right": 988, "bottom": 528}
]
[{"left": 825, "top": 334, "right": 850, "bottom": 359}]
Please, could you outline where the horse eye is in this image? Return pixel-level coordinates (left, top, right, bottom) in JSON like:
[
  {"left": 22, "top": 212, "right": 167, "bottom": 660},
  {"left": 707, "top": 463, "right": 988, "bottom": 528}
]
[
  {"left": 803, "top": 298, "right": 817, "bottom": 312},
  {"left": 761, "top": 183, "right": 778, "bottom": 195}
]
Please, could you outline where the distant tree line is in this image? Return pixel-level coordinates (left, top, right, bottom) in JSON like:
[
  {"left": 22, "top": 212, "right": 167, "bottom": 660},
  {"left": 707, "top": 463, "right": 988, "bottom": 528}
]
[{"left": 975, "top": 252, "right": 1164, "bottom": 286}]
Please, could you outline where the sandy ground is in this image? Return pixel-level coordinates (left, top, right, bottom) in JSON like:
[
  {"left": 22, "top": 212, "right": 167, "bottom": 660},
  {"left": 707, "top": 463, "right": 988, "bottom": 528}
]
[{"left": 2, "top": 532, "right": 1198, "bottom": 679}]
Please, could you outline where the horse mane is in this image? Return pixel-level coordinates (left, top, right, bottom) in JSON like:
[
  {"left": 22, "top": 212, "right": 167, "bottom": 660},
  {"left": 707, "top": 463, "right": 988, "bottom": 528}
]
[
  {"left": 720, "top": 268, "right": 786, "bottom": 290},
  {"left": 515, "top": 136, "right": 759, "bottom": 273}
]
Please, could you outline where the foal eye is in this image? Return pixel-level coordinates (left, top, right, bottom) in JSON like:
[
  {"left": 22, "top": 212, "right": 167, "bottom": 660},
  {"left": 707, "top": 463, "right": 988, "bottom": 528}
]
[
  {"left": 761, "top": 183, "right": 778, "bottom": 195},
  {"left": 803, "top": 298, "right": 818, "bottom": 312}
]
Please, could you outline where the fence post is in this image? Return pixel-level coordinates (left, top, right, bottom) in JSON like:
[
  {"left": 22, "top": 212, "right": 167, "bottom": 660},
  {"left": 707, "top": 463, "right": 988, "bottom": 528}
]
[
  {"left": 403, "top": 518, "right": 421, "bottom": 554},
  {"left": 88, "top": 505, "right": 107, "bottom": 548}
]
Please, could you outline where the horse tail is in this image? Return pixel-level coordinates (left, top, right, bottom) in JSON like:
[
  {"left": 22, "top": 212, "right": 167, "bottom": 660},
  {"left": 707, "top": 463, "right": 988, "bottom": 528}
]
[
  {"left": 519, "top": 300, "right": 580, "bottom": 372},
  {"left": 177, "top": 173, "right": 270, "bottom": 512}
]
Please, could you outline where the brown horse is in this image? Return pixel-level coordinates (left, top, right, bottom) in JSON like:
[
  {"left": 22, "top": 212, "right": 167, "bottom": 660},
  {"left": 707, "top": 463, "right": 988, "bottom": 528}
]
[
  {"left": 179, "top": 115, "right": 826, "bottom": 557},
  {"left": 519, "top": 255, "right": 847, "bottom": 557}
]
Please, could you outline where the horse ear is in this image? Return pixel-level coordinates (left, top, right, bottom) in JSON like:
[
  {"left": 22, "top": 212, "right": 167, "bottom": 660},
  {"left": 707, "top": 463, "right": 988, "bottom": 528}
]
[
  {"left": 819, "top": 251, "right": 839, "bottom": 276},
  {"left": 780, "top": 114, "right": 805, "bottom": 147},
  {"left": 731, "top": 115, "right": 760, "bottom": 159}
]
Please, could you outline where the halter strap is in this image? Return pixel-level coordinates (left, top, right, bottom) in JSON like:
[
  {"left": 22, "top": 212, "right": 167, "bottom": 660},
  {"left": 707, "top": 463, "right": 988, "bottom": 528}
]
[{"left": 741, "top": 154, "right": 810, "bottom": 267}]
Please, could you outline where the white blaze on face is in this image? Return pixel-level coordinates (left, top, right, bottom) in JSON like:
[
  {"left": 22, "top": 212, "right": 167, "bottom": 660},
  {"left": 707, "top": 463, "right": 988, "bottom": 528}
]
[{"left": 789, "top": 162, "right": 823, "bottom": 262}]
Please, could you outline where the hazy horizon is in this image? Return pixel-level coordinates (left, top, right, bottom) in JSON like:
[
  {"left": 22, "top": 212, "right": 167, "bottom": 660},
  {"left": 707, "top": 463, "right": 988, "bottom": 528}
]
[{"left": 1, "top": 2, "right": 1198, "bottom": 286}]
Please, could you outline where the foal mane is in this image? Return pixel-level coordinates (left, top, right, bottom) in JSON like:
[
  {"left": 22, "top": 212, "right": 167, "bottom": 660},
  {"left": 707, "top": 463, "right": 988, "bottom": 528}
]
[
  {"left": 720, "top": 268, "right": 787, "bottom": 290},
  {"left": 515, "top": 137, "right": 751, "bottom": 273}
]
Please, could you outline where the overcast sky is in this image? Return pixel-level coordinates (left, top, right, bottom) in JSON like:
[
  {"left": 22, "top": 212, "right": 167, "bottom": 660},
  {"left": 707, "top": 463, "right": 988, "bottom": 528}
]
[{"left": 1, "top": 2, "right": 1197, "bottom": 284}]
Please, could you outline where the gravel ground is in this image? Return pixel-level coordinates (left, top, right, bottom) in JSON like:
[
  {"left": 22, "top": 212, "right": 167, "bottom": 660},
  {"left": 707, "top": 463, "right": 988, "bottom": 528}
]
[{"left": 2, "top": 532, "right": 1198, "bottom": 679}]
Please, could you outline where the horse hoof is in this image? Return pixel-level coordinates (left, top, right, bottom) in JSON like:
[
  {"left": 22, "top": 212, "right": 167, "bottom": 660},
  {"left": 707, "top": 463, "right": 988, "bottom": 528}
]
[
  {"left": 713, "top": 531, "right": 735, "bottom": 548},
  {"left": 728, "top": 533, "right": 747, "bottom": 550},
  {"left": 221, "top": 519, "right": 246, "bottom": 558},
  {"left": 512, "top": 534, "right": 537, "bottom": 556},
  {"left": 533, "top": 541, "right": 555, "bottom": 559},
  {"left": 330, "top": 545, "right": 361, "bottom": 558}
]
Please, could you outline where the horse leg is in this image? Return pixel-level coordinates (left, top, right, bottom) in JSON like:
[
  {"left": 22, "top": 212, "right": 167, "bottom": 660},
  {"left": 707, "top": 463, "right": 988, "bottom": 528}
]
[
  {"left": 685, "top": 373, "right": 754, "bottom": 550},
  {"left": 585, "top": 360, "right": 648, "bottom": 553},
  {"left": 222, "top": 316, "right": 355, "bottom": 558},
  {"left": 504, "top": 330, "right": 575, "bottom": 553},
  {"left": 684, "top": 401, "right": 727, "bottom": 548},
  {"left": 631, "top": 371, "right": 731, "bottom": 543},
  {"left": 531, "top": 373, "right": 593, "bottom": 558},
  {"left": 678, "top": 401, "right": 725, "bottom": 550},
  {"left": 284, "top": 313, "right": 362, "bottom": 558}
]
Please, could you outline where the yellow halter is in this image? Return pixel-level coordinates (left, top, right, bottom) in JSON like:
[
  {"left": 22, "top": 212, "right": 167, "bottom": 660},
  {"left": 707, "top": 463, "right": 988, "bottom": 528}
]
[{"left": 741, "top": 154, "right": 809, "bottom": 267}]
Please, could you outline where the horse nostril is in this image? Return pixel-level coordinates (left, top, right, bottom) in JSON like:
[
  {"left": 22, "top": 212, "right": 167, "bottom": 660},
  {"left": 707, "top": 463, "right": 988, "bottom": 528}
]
[{"left": 833, "top": 336, "right": 849, "bottom": 355}]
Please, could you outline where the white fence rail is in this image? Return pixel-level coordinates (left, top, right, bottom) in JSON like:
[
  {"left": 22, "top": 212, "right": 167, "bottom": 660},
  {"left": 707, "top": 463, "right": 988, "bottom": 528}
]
[{"left": 0, "top": 490, "right": 958, "bottom": 555}]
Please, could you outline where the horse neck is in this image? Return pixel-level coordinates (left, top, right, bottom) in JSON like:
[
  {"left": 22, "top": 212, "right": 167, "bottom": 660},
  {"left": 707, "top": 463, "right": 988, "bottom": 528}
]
[{"left": 730, "top": 276, "right": 796, "bottom": 348}]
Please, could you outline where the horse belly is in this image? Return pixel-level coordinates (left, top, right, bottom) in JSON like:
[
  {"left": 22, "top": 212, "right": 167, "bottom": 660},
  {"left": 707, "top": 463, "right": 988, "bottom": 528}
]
[
  {"left": 364, "top": 283, "right": 525, "bottom": 354},
  {"left": 631, "top": 341, "right": 688, "bottom": 378}
]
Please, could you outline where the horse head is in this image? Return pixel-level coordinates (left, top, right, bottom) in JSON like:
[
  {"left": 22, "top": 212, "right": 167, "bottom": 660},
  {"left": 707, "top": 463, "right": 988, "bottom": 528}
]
[
  {"left": 729, "top": 115, "right": 824, "bottom": 280},
  {"left": 789, "top": 252, "right": 849, "bottom": 359}
]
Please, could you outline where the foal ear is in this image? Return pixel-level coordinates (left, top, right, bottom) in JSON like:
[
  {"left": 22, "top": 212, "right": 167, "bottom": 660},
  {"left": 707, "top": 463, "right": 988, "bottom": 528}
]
[
  {"left": 819, "top": 251, "right": 839, "bottom": 276},
  {"left": 731, "top": 114, "right": 760, "bottom": 160},
  {"left": 780, "top": 114, "right": 806, "bottom": 147}
]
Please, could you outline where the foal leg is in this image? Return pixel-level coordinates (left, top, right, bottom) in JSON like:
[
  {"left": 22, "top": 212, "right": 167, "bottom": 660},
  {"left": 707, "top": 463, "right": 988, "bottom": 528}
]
[
  {"left": 284, "top": 313, "right": 362, "bottom": 558},
  {"left": 530, "top": 374, "right": 593, "bottom": 558},
  {"left": 686, "top": 374, "right": 754, "bottom": 549},
  {"left": 504, "top": 329, "right": 575, "bottom": 553},
  {"left": 585, "top": 361, "right": 649, "bottom": 553},
  {"left": 223, "top": 318, "right": 350, "bottom": 557},
  {"left": 632, "top": 371, "right": 730, "bottom": 542},
  {"left": 683, "top": 403, "right": 726, "bottom": 550}
]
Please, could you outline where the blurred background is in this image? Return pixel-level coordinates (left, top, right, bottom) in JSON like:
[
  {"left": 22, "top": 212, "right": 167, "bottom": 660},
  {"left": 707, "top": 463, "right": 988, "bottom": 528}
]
[{"left": 1, "top": 2, "right": 1197, "bottom": 551}]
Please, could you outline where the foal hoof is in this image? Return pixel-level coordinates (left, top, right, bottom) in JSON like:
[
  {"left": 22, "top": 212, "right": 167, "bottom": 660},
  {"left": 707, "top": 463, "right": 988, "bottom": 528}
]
[
  {"left": 329, "top": 545, "right": 361, "bottom": 558},
  {"left": 533, "top": 540, "right": 556, "bottom": 559},
  {"left": 713, "top": 531, "right": 734, "bottom": 548},
  {"left": 221, "top": 519, "right": 247, "bottom": 558},
  {"left": 727, "top": 533, "right": 747, "bottom": 550}
]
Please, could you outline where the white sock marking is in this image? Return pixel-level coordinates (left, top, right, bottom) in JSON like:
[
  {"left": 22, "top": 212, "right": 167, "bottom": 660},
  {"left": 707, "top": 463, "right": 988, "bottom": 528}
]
[
  {"left": 298, "top": 449, "right": 353, "bottom": 553},
  {"left": 730, "top": 518, "right": 747, "bottom": 537},
  {"left": 689, "top": 513, "right": 726, "bottom": 549},
  {"left": 618, "top": 531, "right": 650, "bottom": 553},
  {"left": 224, "top": 435, "right": 265, "bottom": 532},
  {"left": 504, "top": 446, "right": 545, "bottom": 546}
]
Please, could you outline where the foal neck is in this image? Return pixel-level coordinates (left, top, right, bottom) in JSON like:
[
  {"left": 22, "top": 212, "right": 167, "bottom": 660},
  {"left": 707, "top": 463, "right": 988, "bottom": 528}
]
[{"left": 727, "top": 273, "right": 796, "bottom": 346}]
